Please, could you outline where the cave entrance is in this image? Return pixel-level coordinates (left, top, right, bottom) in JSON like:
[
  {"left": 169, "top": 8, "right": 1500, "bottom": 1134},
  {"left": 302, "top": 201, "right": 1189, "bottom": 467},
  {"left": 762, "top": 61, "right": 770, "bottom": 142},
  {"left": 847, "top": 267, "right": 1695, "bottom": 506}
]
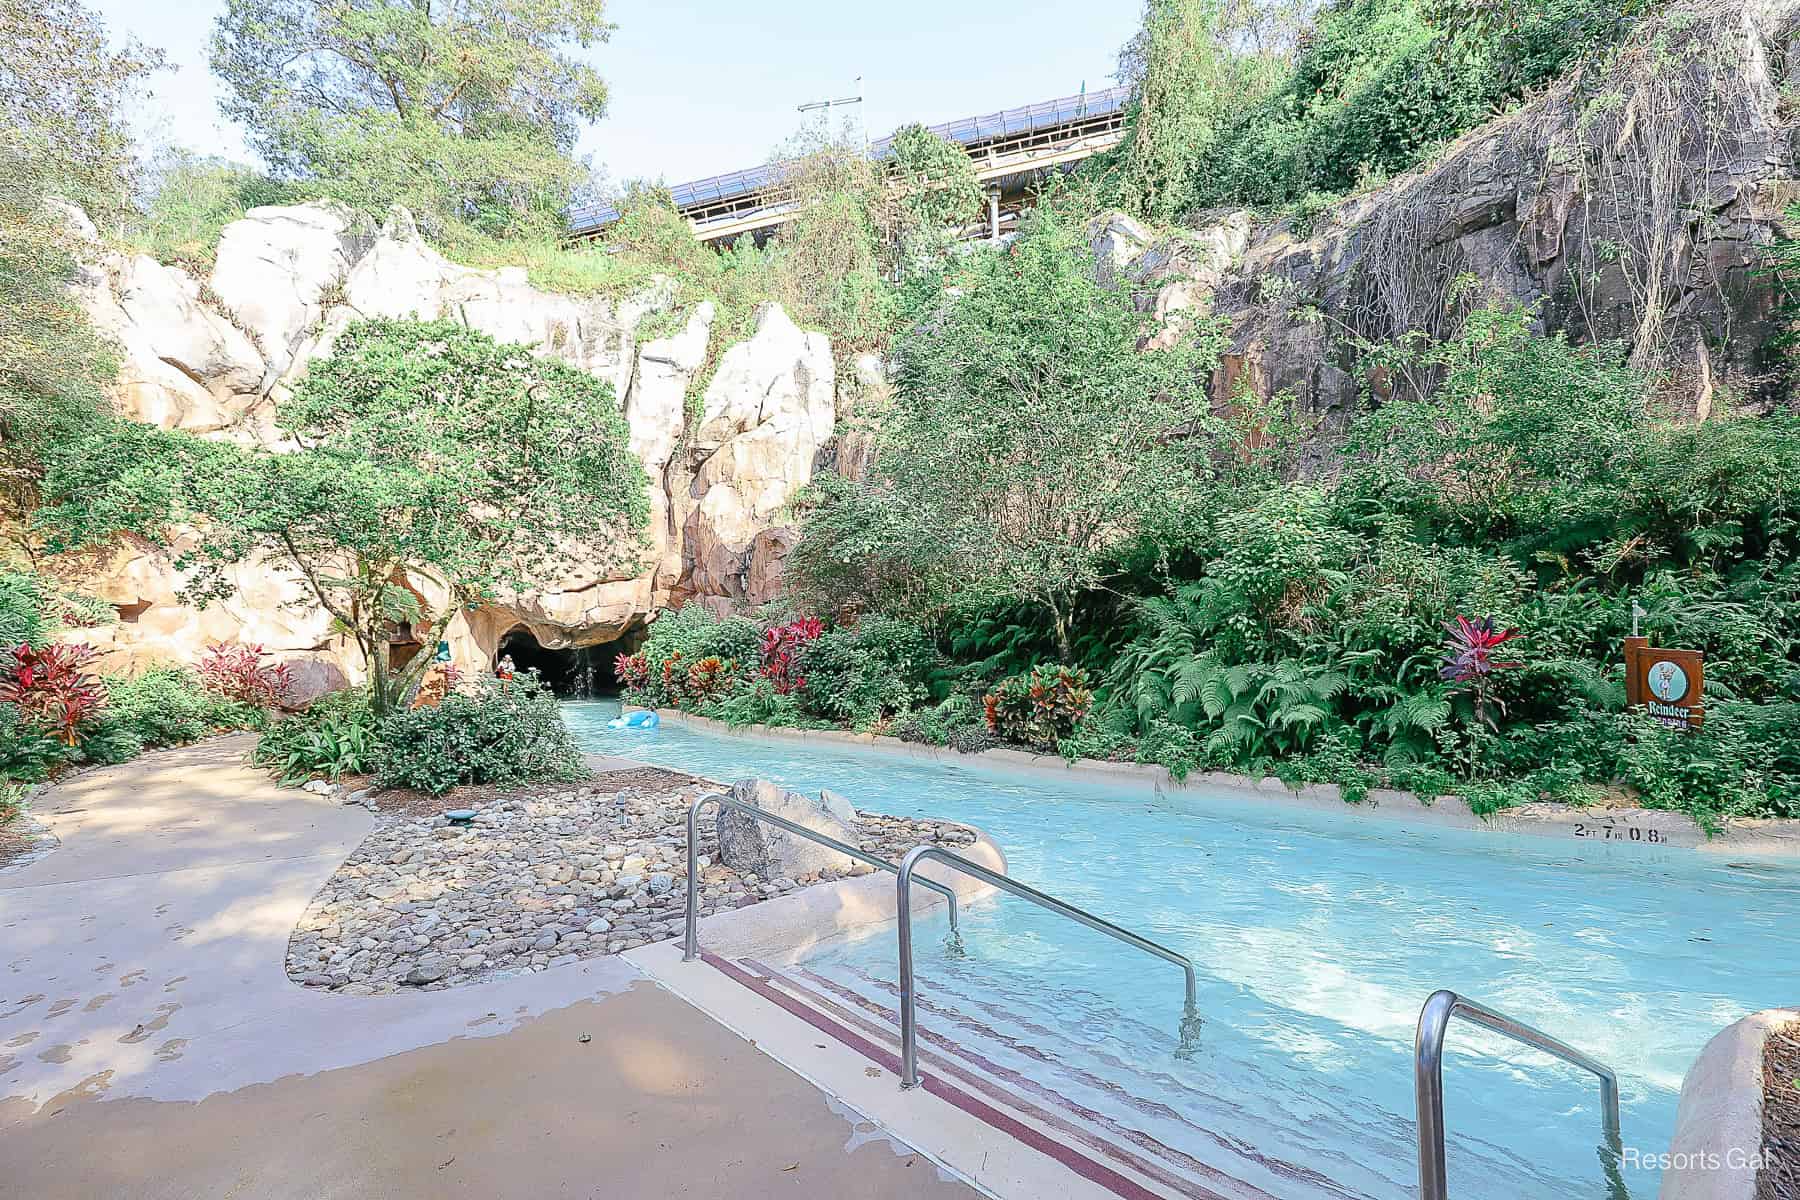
[{"left": 496, "top": 629, "right": 632, "bottom": 699}]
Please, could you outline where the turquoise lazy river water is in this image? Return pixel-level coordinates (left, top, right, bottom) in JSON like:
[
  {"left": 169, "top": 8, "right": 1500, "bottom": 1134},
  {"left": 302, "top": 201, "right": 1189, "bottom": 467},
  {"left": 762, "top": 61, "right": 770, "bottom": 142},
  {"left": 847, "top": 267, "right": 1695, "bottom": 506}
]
[{"left": 565, "top": 702, "right": 1800, "bottom": 1199}]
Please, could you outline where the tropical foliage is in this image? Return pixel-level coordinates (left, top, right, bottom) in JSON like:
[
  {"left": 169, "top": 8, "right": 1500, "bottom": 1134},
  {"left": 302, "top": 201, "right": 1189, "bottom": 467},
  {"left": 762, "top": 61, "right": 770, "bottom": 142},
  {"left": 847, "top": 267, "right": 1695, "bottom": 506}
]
[
  {"left": 208, "top": 0, "right": 610, "bottom": 239},
  {"left": 372, "top": 674, "right": 588, "bottom": 795},
  {"left": 793, "top": 204, "right": 1227, "bottom": 660}
]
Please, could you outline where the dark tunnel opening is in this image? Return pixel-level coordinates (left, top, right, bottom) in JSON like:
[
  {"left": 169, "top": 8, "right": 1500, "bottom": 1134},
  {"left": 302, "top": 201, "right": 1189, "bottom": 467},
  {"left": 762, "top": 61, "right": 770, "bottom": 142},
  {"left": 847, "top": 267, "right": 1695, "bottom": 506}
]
[{"left": 496, "top": 628, "right": 633, "bottom": 699}]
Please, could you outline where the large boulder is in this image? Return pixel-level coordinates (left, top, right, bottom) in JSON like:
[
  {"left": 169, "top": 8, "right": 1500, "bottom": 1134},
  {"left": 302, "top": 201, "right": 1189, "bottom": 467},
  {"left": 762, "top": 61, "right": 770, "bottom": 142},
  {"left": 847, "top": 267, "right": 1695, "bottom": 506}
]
[
  {"left": 692, "top": 303, "right": 833, "bottom": 454},
  {"left": 822, "top": 353, "right": 887, "bottom": 482},
  {"left": 64, "top": 228, "right": 272, "bottom": 435},
  {"left": 1089, "top": 211, "right": 1156, "bottom": 289},
  {"left": 715, "top": 779, "right": 858, "bottom": 879},
  {"left": 627, "top": 301, "right": 715, "bottom": 472},
  {"left": 333, "top": 206, "right": 672, "bottom": 402},
  {"left": 63, "top": 536, "right": 355, "bottom": 680}
]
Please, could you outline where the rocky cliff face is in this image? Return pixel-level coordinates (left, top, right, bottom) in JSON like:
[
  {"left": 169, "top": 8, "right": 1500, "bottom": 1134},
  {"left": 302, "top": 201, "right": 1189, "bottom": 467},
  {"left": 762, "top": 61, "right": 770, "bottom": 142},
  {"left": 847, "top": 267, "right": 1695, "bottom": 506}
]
[
  {"left": 64, "top": 0, "right": 1800, "bottom": 690},
  {"left": 1105, "top": 0, "right": 1800, "bottom": 425},
  {"left": 65, "top": 202, "right": 836, "bottom": 688}
]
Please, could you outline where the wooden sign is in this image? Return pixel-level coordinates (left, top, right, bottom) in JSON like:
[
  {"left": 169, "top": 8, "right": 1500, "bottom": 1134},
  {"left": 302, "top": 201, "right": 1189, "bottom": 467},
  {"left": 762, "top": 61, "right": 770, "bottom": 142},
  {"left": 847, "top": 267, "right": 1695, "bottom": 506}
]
[{"left": 1623, "top": 637, "right": 1704, "bottom": 729}]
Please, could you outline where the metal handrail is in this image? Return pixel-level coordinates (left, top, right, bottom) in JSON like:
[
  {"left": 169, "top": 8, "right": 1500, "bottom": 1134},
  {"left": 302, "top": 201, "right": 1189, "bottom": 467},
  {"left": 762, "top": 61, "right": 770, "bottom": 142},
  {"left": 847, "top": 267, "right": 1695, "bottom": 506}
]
[
  {"left": 894, "top": 844, "right": 1204, "bottom": 1089},
  {"left": 1415, "top": 989, "right": 1623, "bottom": 1199},
  {"left": 683, "top": 793, "right": 963, "bottom": 962}
]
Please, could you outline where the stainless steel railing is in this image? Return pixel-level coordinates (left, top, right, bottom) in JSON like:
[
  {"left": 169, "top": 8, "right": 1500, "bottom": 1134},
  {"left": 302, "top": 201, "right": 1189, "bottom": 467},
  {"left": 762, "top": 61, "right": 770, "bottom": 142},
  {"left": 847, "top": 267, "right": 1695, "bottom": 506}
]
[
  {"left": 682, "top": 793, "right": 964, "bottom": 962},
  {"left": 893, "top": 844, "right": 1204, "bottom": 1089},
  {"left": 1414, "top": 989, "right": 1623, "bottom": 1200}
]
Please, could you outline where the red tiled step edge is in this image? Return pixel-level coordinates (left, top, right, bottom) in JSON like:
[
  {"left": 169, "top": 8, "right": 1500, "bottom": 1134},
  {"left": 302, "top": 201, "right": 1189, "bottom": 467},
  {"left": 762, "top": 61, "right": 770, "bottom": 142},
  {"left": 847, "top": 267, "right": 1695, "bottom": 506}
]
[
  {"left": 744, "top": 957, "right": 1257, "bottom": 1200},
  {"left": 701, "top": 950, "right": 1172, "bottom": 1200}
]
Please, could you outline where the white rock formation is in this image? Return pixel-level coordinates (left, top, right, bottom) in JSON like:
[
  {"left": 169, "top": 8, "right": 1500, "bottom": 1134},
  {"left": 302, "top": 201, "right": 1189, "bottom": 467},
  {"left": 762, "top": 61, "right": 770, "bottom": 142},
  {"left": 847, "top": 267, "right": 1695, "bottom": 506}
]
[
  {"left": 210, "top": 202, "right": 369, "bottom": 377},
  {"left": 59, "top": 201, "right": 838, "bottom": 682}
]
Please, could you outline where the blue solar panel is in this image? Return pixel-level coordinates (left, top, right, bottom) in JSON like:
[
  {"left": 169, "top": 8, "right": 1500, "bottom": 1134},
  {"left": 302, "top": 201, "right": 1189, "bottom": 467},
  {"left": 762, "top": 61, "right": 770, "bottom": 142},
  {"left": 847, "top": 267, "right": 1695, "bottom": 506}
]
[{"left": 569, "top": 84, "right": 1130, "bottom": 236}]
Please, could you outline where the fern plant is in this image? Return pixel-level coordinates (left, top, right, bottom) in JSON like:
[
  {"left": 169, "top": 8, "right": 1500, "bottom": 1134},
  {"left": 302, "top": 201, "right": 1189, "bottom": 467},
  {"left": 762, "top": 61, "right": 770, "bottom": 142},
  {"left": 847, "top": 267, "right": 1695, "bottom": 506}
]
[{"left": 1356, "top": 682, "right": 1453, "bottom": 763}]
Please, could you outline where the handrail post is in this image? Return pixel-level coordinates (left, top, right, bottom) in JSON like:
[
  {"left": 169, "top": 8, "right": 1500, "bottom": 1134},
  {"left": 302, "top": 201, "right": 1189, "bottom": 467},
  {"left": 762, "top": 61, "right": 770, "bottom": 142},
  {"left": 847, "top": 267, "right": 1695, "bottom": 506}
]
[
  {"left": 897, "top": 848, "right": 922, "bottom": 1088},
  {"left": 1414, "top": 990, "right": 1455, "bottom": 1200},
  {"left": 1415, "top": 988, "right": 1623, "bottom": 1199},
  {"left": 683, "top": 796, "right": 709, "bottom": 962},
  {"left": 683, "top": 792, "right": 962, "bottom": 963},
  {"left": 896, "top": 844, "right": 1203, "bottom": 1091}
]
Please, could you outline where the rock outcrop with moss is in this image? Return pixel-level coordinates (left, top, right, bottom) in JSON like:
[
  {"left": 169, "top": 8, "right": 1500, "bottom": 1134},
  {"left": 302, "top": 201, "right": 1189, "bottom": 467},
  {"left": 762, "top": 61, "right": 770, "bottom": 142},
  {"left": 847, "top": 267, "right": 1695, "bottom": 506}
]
[{"left": 1115, "top": 0, "right": 1800, "bottom": 423}]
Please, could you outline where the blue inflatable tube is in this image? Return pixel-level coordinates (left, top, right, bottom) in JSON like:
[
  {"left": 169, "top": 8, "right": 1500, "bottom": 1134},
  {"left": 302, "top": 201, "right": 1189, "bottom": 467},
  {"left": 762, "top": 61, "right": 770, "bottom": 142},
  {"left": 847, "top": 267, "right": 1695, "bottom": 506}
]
[{"left": 606, "top": 710, "right": 660, "bottom": 730}]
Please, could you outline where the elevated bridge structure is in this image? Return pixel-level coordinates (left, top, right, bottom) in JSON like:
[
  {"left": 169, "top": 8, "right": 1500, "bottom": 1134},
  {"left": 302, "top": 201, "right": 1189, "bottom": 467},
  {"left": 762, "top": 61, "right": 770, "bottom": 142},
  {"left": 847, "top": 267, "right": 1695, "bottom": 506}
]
[{"left": 568, "top": 85, "right": 1130, "bottom": 245}]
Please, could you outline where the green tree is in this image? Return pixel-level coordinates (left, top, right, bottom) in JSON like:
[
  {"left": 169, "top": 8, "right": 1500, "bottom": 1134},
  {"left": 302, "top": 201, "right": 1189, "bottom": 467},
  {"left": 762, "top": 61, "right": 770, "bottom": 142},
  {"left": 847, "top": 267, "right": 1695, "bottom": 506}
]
[
  {"left": 1114, "top": 0, "right": 1293, "bottom": 219},
  {"left": 38, "top": 319, "right": 650, "bottom": 714},
  {"left": 208, "top": 0, "right": 611, "bottom": 237},
  {"left": 886, "top": 123, "right": 983, "bottom": 268},
  {"left": 0, "top": 0, "right": 159, "bottom": 555},
  {"left": 799, "top": 209, "right": 1227, "bottom": 659},
  {"left": 765, "top": 126, "right": 894, "bottom": 351}
]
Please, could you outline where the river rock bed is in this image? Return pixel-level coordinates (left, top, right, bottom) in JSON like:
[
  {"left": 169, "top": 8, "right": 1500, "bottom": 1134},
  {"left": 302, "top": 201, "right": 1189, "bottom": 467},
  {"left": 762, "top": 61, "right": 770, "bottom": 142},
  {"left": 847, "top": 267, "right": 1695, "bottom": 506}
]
[{"left": 285, "top": 770, "right": 978, "bottom": 994}]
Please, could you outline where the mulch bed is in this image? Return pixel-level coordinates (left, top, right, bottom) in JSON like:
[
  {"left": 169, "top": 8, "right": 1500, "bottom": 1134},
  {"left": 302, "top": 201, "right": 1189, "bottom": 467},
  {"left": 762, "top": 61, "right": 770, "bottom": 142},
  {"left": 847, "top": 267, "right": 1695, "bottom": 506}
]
[
  {"left": 0, "top": 812, "right": 53, "bottom": 872},
  {"left": 1763, "top": 1020, "right": 1800, "bottom": 1199}
]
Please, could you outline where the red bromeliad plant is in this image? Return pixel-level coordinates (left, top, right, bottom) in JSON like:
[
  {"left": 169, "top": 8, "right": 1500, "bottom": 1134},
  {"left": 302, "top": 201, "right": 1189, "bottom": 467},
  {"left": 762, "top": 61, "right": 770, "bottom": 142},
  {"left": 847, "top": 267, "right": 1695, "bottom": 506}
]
[
  {"left": 659, "top": 649, "right": 688, "bottom": 705},
  {"left": 198, "top": 642, "right": 293, "bottom": 708},
  {"left": 759, "top": 618, "right": 823, "bottom": 695},
  {"left": 0, "top": 643, "right": 105, "bottom": 745},
  {"left": 1440, "top": 615, "right": 1522, "bottom": 730}
]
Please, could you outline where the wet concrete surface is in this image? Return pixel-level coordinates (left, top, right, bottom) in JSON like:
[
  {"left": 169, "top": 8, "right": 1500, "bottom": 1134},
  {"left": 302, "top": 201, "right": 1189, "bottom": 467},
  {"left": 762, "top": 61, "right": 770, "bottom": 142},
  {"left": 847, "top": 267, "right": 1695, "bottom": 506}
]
[
  {"left": 0, "top": 738, "right": 980, "bottom": 1198},
  {"left": 1, "top": 739, "right": 643, "bottom": 1112},
  {"left": 2, "top": 982, "right": 977, "bottom": 1199}
]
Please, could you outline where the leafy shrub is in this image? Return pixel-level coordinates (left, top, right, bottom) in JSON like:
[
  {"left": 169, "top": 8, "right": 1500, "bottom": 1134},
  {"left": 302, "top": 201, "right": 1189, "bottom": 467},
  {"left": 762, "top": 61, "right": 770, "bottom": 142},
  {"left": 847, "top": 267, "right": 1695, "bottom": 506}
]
[
  {"left": 614, "top": 651, "right": 650, "bottom": 695},
  {"left": 946, "top": 723, "right": 999, "bottom": 755},
  {"left": 1057, "top": 705, "right": 1136, "bottom": 764},
  {"left": 1176, "top": 0, "right": 1643, "bottom": 213},
  {"left": 983, "top": 665, "right": 1095, "bottom": 750},
  {"left": 0, "top": 780, "right": 25, "bottom": 824},
  {"left": 797, "top": 618, "right": 939, "bottom": 726},
  {"left": 75, "top": 722, "right": 143, "bottom": 766},
  {"left": 684, "top": 655, "right": 739, "bottom": 705},
  {"left": 894, "top": 693, "right": 987, "bottom": 748},
  {"left": 893, "top": 708, "right": 948, "bottom": 746},
  {"left": 198, "top": 643, "right": 293, "bottom": 708},
  {"left": 0, "top": 643, "right": 105, "bottom": 746},
  {"left": 0, "top": 573, "right": 52, "bottom": 649},
  {"left": 105, "top": 667, "right": 265, "bottom": 748},
  {"left": 620, "top": 607, "right": 762, "bottom": 708},
  {"left": 1135, "top": 719, "right": 1207, "bottom": 781},
  {"left": 0, "top": 702, "right": 69, "bottom": 782},
  {"left": 253, "top": 689, "right": 381, "bottom": 785},
  {"left": 698, "top": 678, "right": 821, "bottom": 729},
  {"left": 373, "top": 675, "right": 587, "bottom": 795}
]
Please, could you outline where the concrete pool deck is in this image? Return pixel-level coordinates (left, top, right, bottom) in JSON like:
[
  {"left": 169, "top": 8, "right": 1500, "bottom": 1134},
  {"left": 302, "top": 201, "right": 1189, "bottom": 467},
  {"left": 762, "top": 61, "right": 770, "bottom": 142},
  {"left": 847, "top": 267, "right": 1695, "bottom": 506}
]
[{"left": 0, "top": 738, "right": 981, "bottom": 1199}]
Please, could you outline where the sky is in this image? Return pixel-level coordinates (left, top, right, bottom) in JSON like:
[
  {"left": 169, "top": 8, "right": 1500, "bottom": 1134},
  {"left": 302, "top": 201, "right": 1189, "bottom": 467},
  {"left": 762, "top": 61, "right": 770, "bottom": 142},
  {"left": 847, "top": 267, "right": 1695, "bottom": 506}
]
[{"left": 92, "top": 0, "right": 1143, "bottom": 190}]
